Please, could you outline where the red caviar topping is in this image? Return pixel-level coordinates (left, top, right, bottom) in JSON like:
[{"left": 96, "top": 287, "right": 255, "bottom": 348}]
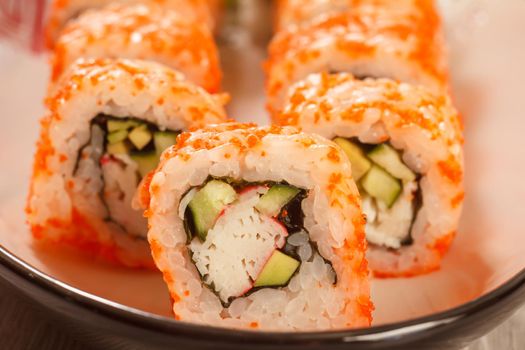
[
  {"left": 438, "top": 157, "right": 463, "bottom": 185},
  {"left": 134, "top": 77, "right": 145, "bottom": 90},
  {"left": 246, "top": 134, "right": 259, "bottom": 147},
  {"left": 32, "top": 117, "right": 55, "bottom": 176},
  {"left": 327, "top": 147, "right": 340, "bottom": 162},
  {"left": 137, "top": 171, "right": 155, "bottom": 210},
  {"left": 451, "top": 192, "right": 465, "bottom": 208},
  {"left": 431, "top": 232, "right": 456, "bottom": 257}
]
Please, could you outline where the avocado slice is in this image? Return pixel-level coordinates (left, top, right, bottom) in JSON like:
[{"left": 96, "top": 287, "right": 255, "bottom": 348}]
[
  {"left": 107, "top": 141, "right": 129, "bottom": 155},
  {"left": 154, "top": 131, "right": 178, "bottom": 155},
  {"left": 254, "top": 250, "right": 300, "bottom": 287},
  {"left": 255, "top": 184, "right": 300, "bottom": 217},
  {"left": 188, "top": 180, "right": 237, "bottom": 241},
  {"left": 129, "top": 125, "right": 152, "bottom": 150},
  {"left": 107, "top": 129, "right": 128, "bottom": 145},
  {"left": 367, "top": 144, "right": 415, "bottom": 182},
  {"left": 107, "top": 119, "right": 140, "bottom": 132},
  {"left": 361, "top": 165, "right": 401, "bottom": 208},
  {"left": 333, "top": 137, "right": 372, "bottom": 181},
  {"left": 130, "top": 152, "right": 158, "bottom": 177}
]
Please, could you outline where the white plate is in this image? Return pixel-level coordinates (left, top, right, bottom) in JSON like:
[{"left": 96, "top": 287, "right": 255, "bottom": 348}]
[{"left": 0, "top": 0, "right": 524, "bottom": 327}]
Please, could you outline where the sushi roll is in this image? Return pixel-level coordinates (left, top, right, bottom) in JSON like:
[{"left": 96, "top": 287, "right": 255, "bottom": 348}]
[
  {"left": 26, "top": 58, "right": 227, "bottom": 267},
  {"left": 45, "top": 0, "right": 215, "bottom": 49},
  {"left": 139, "top": 123, "right": 372, "bottom": 329},
  {"left": 277, "top": 73, "right": 464, "bottom": 277},
  {"left": 266, "top": 0, "right": 448, "bottom": 115},
  {"left": 50, "top": 3, "right": 222, "bottom": 93}
]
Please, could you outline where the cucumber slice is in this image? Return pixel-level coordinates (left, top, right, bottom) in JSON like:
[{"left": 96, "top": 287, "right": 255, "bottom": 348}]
[
  {"left": 129, "top": 125, "right": 152, "bottom": 150},
  {"left": 107, "top": 141, "right": 128, "bottom": 155},
  {"left": 107, "top": 119, "right": 139, "bottom": 132},
  {"left": 361, "top": 165, "right": 401, "bottom": 208},
  {"left": 107, "top": 129, "right": 128, "bottom": 144},
  {"left": 254, "top": 250, "right": 300, "bottom": 287},
  {"left": 333, "top": 138, "right": 372, "bottom": 181},
  {"left": 188, "top": 180, "right": 237, "bottom": 241},
  {"left": 154, "top": 131, "right": 178, "bottom": 155},
  {"left": 255, "top": 184, "right": 300, "bottom": 217},
  {"left": 130, "top": 152, "right": 158, "bottom": 177},
  {"left": 367, "top": 144, "right": 415, "bottom": 181}
]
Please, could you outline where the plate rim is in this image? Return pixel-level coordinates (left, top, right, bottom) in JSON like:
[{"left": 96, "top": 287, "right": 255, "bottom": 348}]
[{"left": 1, "top": 244, "right": 524, "bottom": 345}]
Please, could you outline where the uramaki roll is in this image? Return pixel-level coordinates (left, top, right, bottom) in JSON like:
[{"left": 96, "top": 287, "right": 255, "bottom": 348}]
[
  {"left": 51, "top": 3, "right": 221, "bottom": 93},
  {"left": 45, "top": 0, "right": 215, "bottom": 49},
  {"left": 277, "top": 73, "right": 464, "bottom": 277},
  {"left": 266, "top": 0, "right": 448, "bottom": 116},
  {"left": 26, "top": 58, "right": 227, "bottom": 268},
  {"left": 139, "top": 123, "right": 372, "bottom": 330}
]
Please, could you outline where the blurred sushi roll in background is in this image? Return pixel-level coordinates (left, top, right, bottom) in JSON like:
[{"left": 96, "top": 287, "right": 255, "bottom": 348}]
[
  {"left": 26, "top": 58, "right": 227, "bottom": 267},
  {"left": 45, "top": 0, "right": 217, "bottom": 49},
  {"left": 277, "top": 72, "right": 464, "bottom": 277},
  {"left": 50, "top": 3, "right": 222, "bottom": 93},
  {"left": 266, "top": 0, "right": 448, "bottom": 116},
  {"left": 138, "top": 123, "right": 373, "bottom": 330}
]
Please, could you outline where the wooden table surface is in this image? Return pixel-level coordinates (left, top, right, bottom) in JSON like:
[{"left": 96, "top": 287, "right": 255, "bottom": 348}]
[{"left": 1, "top": 282, "right": 524, "bottom": 350}]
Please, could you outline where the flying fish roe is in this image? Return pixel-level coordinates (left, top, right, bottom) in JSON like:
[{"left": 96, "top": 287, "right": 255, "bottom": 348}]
[
  {"left": 32, "top": 117, "right": 55, "bottom": 176},
  {"left": 430, "top": 232, "right": 456, "bottom": 257},
  {"left": 438, "top": 156, "right": 463, "bottom": 185},
  {"left": 327, "top": 147, "right": 340, "bottom": 162},
  {"left": 246, "top": 134, "right": 260, "bottom": 147},
  {"left": 134, "top": 77, "right": 145, "bottom": 90},
  {"left": 451, "top": 192, "right": 465, "bottom": 209}
]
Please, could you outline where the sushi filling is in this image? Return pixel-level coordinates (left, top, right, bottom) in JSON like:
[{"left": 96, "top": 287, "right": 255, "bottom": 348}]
[
  {"left": 182, "top": 180, "right": 333, "bottom": 306},
  {"left": 76, "top": 115, "right": 179, "bottom": 238},
  {"left": 334, "top": 138, "right": 420, "bottom": 249}
]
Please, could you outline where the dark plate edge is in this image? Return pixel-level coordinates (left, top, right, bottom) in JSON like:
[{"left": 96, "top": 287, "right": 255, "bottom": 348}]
[{"left": 1, "top": 244, "right": 524, "bottom": 345}]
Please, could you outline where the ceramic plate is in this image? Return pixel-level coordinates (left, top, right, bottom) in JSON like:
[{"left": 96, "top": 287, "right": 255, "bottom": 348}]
[{"left": 1, "top": 1, "right": 524, "bottom": 349}]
